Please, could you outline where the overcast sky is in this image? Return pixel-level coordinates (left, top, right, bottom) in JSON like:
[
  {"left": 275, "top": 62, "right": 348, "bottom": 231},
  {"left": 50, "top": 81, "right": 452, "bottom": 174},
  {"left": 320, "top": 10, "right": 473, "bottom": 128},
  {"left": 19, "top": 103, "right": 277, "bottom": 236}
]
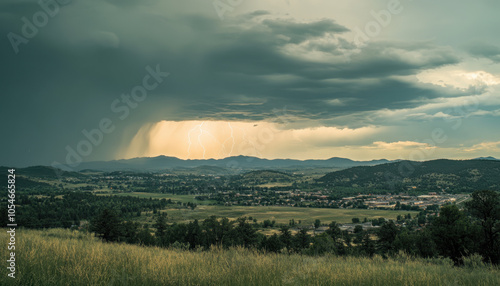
[{"left": 2, "top": 0, "right": 500, "bottom": 167}]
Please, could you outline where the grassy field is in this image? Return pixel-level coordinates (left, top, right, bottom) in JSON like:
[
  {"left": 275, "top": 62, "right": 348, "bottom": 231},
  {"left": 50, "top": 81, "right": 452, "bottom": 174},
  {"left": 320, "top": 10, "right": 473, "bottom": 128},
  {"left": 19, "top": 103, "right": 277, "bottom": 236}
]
[
  {"left": 2, "top": 228, "right": 499, "bottom": 286},
  {"left": 97, "top": 193, "right": 418, "bottom": 225},
  {"left": 96, "top": 192, "right": 217, "bottom": 205},
  {"left": 151, "top": 205, "right": 419, "bottom": 225},
  {"left": 255, "top": 182, "right": 294, "bottom": 187}
]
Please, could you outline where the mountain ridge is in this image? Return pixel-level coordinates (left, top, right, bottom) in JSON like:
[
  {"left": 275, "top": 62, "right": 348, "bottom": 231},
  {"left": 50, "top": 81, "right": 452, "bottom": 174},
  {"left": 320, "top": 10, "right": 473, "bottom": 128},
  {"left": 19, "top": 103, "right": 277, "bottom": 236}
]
[
  {"left": 2, "top": 156, "right": 498, "bottom": 175},
  {"left": 61, "top": 155, "right": 394, "bottom": 172}
]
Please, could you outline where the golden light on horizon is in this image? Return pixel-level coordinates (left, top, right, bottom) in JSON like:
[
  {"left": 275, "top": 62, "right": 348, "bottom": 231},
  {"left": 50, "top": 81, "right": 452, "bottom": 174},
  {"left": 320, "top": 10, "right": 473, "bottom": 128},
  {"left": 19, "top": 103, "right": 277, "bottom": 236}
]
[
  {"left": 121, "top": 120, "right": 388, "bottom": 160},
  {"left": 123, "top": 120, "right": 278, "bottom": 160},
  {"left": 119, "top": 120, "right": 500, "bottom": 161}
]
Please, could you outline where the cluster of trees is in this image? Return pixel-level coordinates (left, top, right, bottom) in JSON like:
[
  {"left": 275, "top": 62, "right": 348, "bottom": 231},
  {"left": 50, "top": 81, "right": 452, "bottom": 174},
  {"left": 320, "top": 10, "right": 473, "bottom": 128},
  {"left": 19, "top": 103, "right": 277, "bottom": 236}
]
[
  {"left": 394, "top": 201, "right": 421, "bottom": 211},
  {"left": 90, "top": 190, "right": 499, "bottom": 265},
  {"left": 9, "top": 176, "right": 56, "bottom": 195},
  {"left": 0, "top": 192, "right": 173, "bottom": 228},
  {"left": 90, "top": 213, "right": 260, "bottom": 249},
  {"left": 377, "top": 193, "right": 499, "bottom": 265}
]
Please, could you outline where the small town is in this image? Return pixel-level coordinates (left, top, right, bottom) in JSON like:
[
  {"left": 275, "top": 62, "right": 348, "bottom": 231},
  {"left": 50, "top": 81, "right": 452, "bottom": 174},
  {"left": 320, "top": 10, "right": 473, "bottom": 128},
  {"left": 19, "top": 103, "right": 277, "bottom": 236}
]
[{"left": 206, "top": 189, "right": 469, "bottom": 211}]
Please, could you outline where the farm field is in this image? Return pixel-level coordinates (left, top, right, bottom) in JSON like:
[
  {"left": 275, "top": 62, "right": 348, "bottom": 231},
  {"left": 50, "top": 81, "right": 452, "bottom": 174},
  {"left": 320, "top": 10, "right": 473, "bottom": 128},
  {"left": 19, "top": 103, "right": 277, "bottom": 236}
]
[
  {"left": 2, "top": 228, "right": 498, "bottom": 286},
  {"left": 149, "top": 204, "right": 419, "bottom": 225}
]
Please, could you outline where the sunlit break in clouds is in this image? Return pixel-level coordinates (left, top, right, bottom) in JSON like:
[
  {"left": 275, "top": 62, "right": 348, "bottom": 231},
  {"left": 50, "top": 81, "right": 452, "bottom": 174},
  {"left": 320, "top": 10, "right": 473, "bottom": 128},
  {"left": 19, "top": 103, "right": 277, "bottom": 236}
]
[
  {"left": 122, "top": 120, "right": 429, "bottom": 161},
  {"left": 125, "top": 120, "right": 293, "bottom": 160},
  {"left": 124, "top": 121, "right": 244, "bottom": 160}
]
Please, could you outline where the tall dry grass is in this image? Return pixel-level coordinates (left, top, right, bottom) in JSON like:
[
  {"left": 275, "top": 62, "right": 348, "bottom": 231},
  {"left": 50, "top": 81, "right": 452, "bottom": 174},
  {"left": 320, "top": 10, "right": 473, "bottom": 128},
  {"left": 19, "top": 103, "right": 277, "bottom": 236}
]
[{"left": 1, "top": 228, "right": 499, "bottom": 285}]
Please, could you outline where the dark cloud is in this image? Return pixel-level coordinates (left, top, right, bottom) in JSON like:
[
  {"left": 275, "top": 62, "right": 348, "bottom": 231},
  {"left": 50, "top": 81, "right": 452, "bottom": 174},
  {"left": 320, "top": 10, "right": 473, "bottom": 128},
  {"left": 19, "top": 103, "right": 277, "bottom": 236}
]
[
  {"left": 0, "top": 0, "right": 489, "bottom": 166},
  {"left": 243, "top": 10, "right": 271, "bottom": 19},
  {"left": 261, "top": 18, "right": 349, "bottom": 43},
  {"left": 468, "top": 43, "right": 500, "bottom": 62}
]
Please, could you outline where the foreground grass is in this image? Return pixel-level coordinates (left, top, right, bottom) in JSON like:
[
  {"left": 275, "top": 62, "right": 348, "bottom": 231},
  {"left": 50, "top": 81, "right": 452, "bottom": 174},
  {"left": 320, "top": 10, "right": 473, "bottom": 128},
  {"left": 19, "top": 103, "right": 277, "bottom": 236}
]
[{"left": 2, "top": 229, "right": 499, "bottom": 286}]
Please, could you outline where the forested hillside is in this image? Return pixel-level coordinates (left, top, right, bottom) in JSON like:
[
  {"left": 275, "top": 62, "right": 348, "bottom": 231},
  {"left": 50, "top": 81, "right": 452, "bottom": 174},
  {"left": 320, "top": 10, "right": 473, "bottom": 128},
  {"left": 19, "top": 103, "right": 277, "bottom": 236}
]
[{"left": 318, "top": 159, "right": 500, "bottom": 193}]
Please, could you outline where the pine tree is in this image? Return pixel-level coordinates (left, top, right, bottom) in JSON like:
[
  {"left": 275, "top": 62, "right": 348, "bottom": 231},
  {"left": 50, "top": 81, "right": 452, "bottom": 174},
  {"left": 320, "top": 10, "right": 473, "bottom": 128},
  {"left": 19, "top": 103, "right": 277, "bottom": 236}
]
[
  {"left": 154, "top": 213, "right": 168, "bottom": 246},
  {"left": 90, "top": 209, "right": 123, "bottom": 242}
]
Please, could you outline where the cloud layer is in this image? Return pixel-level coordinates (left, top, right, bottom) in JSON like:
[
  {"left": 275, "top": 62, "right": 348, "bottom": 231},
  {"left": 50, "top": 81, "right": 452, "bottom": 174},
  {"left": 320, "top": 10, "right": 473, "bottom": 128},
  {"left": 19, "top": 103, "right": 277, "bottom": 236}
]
[{"left": 1, "top": 0, "right": 500, "bottom": 166}]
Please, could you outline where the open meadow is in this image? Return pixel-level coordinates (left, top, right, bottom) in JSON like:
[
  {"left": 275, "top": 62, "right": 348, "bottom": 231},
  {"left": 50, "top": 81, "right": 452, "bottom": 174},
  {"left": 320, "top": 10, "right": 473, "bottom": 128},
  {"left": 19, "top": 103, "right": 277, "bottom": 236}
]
[
  {"left": 147, "top": 204, "right": 419, "bottom": 225},
  {"left": 1, "top": 228, "right": 499, "bottom": 286},
  {"left": 97, "top": 192, "right": 419, "bottom": 225},
  {"left": 102, "top": 192, "right": 217, "bottom": 205}
]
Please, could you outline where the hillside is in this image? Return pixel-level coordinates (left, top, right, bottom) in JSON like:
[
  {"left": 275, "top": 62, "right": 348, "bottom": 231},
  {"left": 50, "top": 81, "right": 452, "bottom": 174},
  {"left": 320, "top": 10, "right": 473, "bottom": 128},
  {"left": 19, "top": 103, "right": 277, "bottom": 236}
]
[
  {"left": 318, "top": 159, "right": 500, "bottom": 193},
  {"left": 2, "top": 228, "right": 499, "bottom": 286},
  {"left": 172, "top": 165, "right": 236, "bottom": 175},
  {"left": 0, "top": 166, "right": 85, "bottom": 180},
  {"left": 0, "top": 166, "right": 84, "bottom": 193}
]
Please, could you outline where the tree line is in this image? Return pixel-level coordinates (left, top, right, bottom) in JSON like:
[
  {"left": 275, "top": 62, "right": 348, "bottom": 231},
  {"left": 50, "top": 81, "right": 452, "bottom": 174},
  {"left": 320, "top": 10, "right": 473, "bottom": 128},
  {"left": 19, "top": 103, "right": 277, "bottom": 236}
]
[
  {"left": 0, "top": 192, "right": 175, "bottom": 228},
  {"left": 90, "top": 190, "right": 500, "bottom": 265}
]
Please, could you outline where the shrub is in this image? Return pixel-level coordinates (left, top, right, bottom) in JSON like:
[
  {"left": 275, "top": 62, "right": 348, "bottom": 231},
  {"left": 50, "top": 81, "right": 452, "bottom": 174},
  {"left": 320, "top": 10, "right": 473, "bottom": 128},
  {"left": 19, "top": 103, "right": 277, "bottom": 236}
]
[{"left": 463, "top": 254, "right": 486, "bottom": 269}]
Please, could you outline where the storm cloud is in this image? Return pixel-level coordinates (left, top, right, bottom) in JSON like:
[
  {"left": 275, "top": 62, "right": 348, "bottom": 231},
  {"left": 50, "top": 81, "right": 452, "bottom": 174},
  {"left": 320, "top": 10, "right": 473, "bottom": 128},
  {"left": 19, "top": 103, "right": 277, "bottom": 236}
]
[{"left": 1, "top": 0, "right": 499, "bottom": 166}]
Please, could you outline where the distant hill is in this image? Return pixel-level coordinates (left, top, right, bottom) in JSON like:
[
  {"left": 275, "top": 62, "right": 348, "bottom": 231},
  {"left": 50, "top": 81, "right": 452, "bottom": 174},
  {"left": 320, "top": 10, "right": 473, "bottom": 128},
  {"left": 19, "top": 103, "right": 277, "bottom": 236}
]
[
  {"left": 0, "top": 166, "right": 83, "bottom": 191},
  {"left": 474, "top": 156, "right": 499, "bottom": 161},
  {"left": 170, "top": 165, "right": 235, "bottom": 175},
  {"left": 0, "top": 166, "right": 84, "bottom": 179},
  {"left": 232, "top": 170, "right": 296, "bottom": 186},
  {"left": 318, "top": 159, "right": 500, "bottom": 193},
  {"left": 71, "top": 156, "right": 392, "bottom": 172}
]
